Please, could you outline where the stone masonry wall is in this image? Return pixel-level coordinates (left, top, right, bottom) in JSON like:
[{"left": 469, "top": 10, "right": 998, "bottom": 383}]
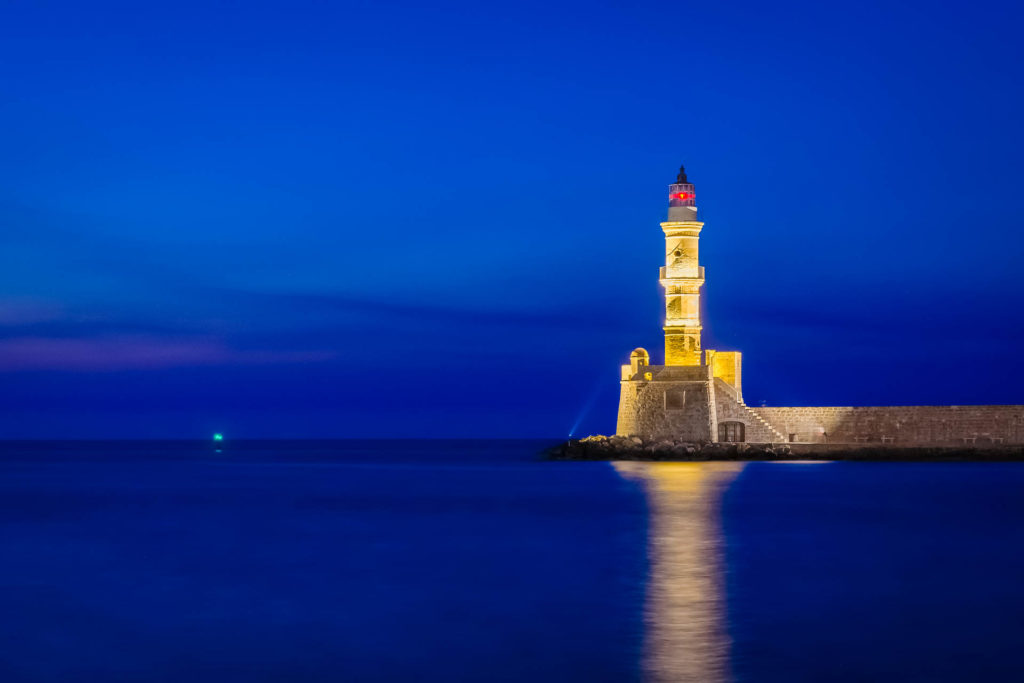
[
  {"left": 750, "top": 405, "right": 1024, "bottom": 445},
  {"left": 616, "top": 365, "right": 715, "bottom": 440}
]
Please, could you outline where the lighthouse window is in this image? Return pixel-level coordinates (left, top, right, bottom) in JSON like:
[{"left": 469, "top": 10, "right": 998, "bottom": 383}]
[{"left": 664, "top": 389, "right": 686, "bottom": 410}]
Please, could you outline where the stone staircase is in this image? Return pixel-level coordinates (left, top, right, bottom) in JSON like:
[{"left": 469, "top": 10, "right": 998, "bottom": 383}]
[
  {"left": 739, "top": 403, "right": 788, "bottom": 443},
  {"left": 713, "top": 378, "right": 788, "bottom": 443}
]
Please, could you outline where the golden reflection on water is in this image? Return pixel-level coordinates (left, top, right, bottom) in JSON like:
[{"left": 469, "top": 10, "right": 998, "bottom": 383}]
[{"left": 615, "top": 462, "right": 745, "bottom": 683}]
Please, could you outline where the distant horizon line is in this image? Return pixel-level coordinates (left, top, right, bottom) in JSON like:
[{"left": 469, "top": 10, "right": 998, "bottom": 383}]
[{"left": 0, "top": 437, "right": 568, "bottom": 442}]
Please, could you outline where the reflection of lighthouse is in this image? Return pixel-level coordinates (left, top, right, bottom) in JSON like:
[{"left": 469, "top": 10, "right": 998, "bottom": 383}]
[{"left": 614, "top": 462, "right": 743, "bottom": 683}]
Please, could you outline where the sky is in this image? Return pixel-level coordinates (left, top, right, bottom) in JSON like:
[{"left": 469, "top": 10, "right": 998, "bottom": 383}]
[{"left": 1, "top": 0, "right": 1023, "bottom": 438}]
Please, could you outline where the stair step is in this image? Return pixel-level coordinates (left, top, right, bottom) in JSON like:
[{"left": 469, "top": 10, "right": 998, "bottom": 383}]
[{"left": 736, "top": 403, "right": 786, "bottom": 442}]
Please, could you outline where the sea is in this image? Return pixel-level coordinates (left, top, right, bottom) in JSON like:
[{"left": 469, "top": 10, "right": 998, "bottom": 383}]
[{"left": 1, "top": 439, "right": 1023, "bottom": 682}]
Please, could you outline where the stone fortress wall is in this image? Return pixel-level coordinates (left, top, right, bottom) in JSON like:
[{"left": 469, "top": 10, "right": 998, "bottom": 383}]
[
  {"left": 616, "top": 353, "right": 715, "bottom": 442},
  {"left": 751, "top": 405, "right": 1024, "bottom": 446}
]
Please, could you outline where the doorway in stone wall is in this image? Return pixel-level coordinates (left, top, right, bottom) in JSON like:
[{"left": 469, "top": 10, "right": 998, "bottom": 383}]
[{"left": 719, "top": 421, "right": 745, "bottom": 443}]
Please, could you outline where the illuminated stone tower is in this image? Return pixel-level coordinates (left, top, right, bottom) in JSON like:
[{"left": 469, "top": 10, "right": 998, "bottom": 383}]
[
  {"left": 662, "top": 165, "right": 704, "bottom": 366},
  {"left": 616, "top": 165, "right": 750, "bottom": 441}
]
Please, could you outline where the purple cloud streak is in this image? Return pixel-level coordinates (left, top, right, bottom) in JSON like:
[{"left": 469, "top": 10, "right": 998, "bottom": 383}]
[{"left": 0, "top": 336, "right": 334, "bottom": 372}]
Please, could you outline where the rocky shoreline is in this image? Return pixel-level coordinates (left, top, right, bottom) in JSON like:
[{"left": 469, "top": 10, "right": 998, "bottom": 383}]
[{"left": 546, "top": 435, "right": 1024, "bottom": 462}]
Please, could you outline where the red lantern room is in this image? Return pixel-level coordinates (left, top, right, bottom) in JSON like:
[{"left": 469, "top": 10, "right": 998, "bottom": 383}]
[{"left": 669, "top": 164, "right": 695, "bottom": 208}]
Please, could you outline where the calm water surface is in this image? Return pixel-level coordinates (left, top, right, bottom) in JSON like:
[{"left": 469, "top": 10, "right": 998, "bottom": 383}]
[{"left": 1, "top": 440, "right": 1022, "bottom": 681}]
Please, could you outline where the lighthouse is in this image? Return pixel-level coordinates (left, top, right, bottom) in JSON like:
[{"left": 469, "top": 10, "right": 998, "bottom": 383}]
[
  {"left": 616, "top": 165, "right": 746, "bottom": 441},
  {"left": 611, "top": 165, "right": 1024, "bottom": 446}
]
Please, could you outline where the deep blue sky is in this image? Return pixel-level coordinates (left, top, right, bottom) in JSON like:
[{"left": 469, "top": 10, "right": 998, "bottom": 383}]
[{"left": 1, "top": 0, "right": 1022, "bottom": 438}]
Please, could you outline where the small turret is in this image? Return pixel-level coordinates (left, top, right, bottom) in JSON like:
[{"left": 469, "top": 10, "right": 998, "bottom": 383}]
[{"left": 630, "top": 348, "right": 650, "bottom": 374}]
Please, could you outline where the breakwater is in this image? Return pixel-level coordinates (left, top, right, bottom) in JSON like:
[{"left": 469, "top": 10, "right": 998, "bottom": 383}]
[{"left": 549, "top": 435, "right": 1024, "bottom": 461}]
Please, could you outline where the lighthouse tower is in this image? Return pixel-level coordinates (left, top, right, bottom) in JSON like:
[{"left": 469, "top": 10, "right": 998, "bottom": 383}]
[{"left": 661, "top": 166, "right": 704, "bottom": 366}]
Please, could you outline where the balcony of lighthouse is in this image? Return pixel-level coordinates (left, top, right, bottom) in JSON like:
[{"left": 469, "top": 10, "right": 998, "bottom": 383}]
[{"left": 659, "top": 265, "right": 704, "bottom": 282}]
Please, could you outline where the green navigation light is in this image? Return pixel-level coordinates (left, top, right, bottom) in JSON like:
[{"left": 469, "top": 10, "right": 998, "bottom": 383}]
[{"left": 213, "top": 433, "right": 224, "bottom": 442}]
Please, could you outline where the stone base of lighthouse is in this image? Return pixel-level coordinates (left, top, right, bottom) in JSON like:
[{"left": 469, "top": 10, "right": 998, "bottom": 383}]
[
  {"left": 616, "top": 364, "right": 717, "bottom": 442},
  {"left": 615, "top": 349, "right": 782, "bottom": 443}
]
